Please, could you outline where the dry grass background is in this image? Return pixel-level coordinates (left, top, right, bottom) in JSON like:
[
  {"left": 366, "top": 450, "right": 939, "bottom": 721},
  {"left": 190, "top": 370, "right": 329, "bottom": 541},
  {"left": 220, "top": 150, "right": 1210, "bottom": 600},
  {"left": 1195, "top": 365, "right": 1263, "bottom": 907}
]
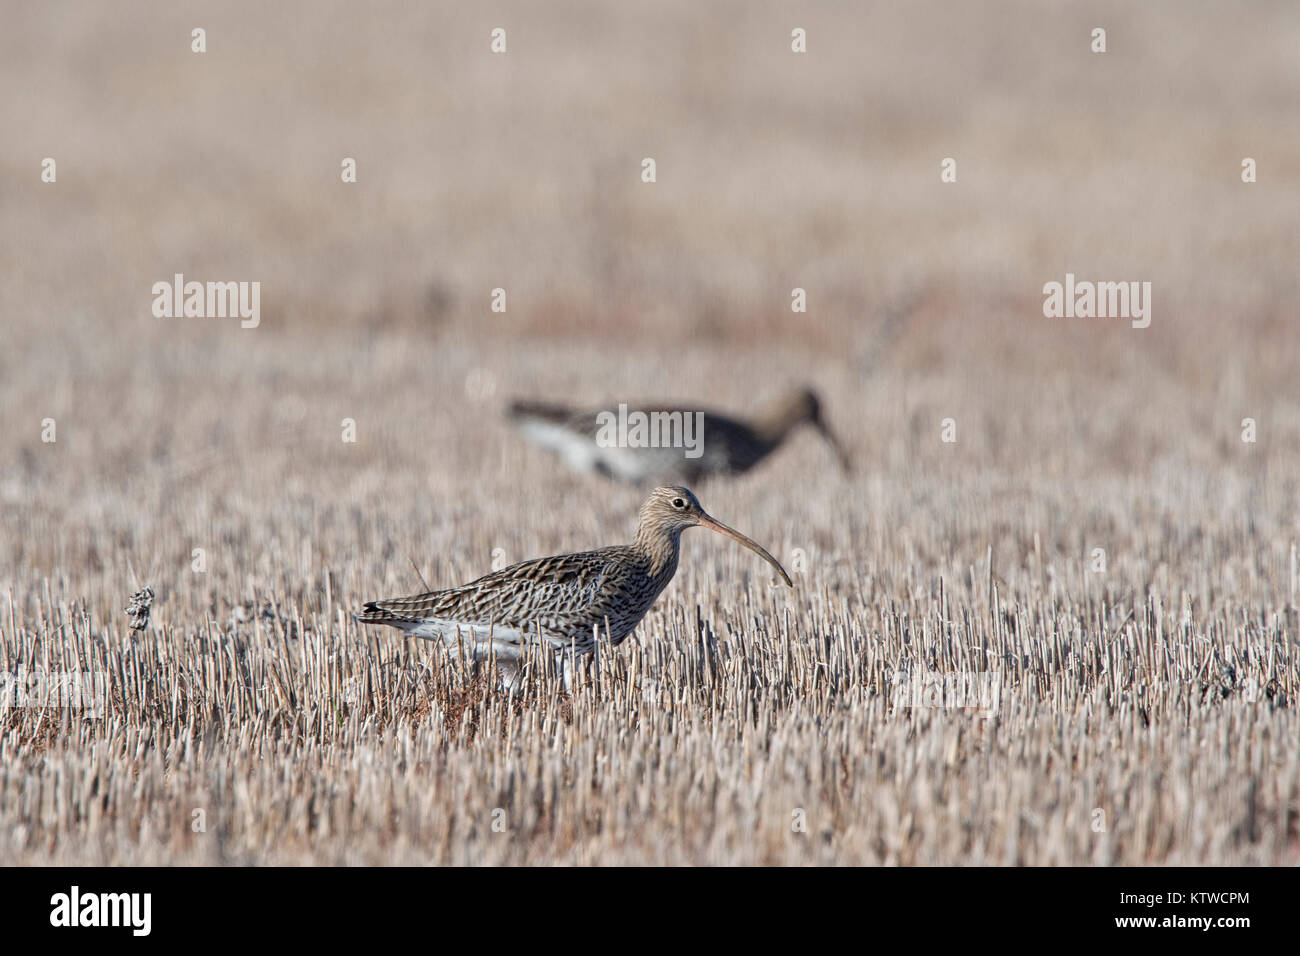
[{"left": 1, "top": 1, "right": 1299, "bottom": 864}]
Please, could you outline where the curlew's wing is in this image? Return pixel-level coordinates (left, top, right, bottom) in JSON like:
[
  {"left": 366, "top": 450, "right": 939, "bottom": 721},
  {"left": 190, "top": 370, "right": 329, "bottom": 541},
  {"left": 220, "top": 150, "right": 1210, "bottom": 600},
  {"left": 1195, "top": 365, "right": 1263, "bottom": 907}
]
[
  {"left": 506, "top": 402, "right": 647, "bottom": 481},
  {"left": 358, "top": 547, "right": 631, "bottom": 649},
  {"left": 507, "top": 399, "right": 767, "bottom": 482}
]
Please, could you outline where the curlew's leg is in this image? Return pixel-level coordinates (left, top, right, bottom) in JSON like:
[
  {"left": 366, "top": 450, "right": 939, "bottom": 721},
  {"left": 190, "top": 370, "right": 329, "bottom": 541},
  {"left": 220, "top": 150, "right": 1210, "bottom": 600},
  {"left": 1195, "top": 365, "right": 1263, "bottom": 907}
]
[{"left": 494, "top": 659, "right": 522, "bottom": 695}]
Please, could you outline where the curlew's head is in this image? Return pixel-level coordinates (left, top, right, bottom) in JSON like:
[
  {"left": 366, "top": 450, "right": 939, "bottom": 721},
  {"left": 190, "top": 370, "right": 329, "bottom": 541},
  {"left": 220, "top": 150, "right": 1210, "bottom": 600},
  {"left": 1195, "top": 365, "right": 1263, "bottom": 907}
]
[
  {"left": 637, "top": 486, "right": 793, "bottom": 585},
  {"left": 786, "top": 387, "right": 852, "bottom": 473}
]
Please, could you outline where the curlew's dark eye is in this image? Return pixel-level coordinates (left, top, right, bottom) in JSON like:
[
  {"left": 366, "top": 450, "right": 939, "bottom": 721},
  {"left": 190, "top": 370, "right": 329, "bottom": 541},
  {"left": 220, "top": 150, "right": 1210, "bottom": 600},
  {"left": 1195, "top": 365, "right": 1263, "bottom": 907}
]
[{"left": 672, "top": 497, "right": 686, "bottom": 509}]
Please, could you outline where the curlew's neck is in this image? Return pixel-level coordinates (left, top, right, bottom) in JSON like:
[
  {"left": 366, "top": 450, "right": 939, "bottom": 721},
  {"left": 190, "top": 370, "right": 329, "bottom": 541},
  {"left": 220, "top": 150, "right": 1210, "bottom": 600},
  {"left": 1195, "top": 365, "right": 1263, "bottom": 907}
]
[{"left": 634, "top": 515, "right": 683, "bottom": 580}]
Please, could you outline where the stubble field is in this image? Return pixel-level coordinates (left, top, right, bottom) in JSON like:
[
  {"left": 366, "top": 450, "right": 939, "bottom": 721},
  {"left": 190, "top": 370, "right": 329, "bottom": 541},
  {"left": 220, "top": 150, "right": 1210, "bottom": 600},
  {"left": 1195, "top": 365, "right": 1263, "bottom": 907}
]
[{"left": 1, "top": 1, "right": 1298, "bottom": 864}]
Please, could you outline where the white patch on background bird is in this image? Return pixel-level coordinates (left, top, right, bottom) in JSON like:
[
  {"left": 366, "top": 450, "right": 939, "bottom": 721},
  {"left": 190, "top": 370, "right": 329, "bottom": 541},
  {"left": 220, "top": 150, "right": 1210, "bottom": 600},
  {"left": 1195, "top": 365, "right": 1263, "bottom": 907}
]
[{"left": 516, "top": 418, "right": 646, "bottom": 481}]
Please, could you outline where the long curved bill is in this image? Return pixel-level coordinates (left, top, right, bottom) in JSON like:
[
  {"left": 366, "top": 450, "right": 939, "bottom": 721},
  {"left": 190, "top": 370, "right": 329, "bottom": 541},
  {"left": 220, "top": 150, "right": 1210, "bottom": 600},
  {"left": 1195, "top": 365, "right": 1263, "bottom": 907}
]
[
  {"left": 817, "top": 421, "right": 852, "bottom": 473},
  {"left": 698, "top": 513, "right": 794, "bottom": 586}
]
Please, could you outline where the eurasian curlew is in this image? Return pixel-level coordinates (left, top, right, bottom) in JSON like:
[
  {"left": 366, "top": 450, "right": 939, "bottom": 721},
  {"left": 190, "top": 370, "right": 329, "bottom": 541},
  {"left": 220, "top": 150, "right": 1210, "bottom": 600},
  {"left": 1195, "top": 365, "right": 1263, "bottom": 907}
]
[
  {"left": 506, "top": 386, "right": 850, "bottom": 484},
  {"left": 356, "top": 486, "right": 791, "bottom": 681}
]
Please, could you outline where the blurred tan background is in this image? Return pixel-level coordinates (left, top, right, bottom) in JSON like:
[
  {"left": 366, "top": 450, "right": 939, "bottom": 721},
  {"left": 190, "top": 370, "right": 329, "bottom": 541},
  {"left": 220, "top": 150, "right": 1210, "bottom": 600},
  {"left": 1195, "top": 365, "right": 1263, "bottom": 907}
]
[{"left": 3, "top": 0, "right": 1299, "bottom": 600}]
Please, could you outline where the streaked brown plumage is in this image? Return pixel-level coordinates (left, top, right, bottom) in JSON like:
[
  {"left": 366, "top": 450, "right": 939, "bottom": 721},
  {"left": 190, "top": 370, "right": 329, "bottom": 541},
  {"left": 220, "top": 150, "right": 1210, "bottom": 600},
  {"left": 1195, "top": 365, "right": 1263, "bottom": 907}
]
[
  {"left": 506, "top": 386, "right": 850, "bottom": 484},
  {"left": 356, "top": 487, "right": 791, "bottom": 665}
]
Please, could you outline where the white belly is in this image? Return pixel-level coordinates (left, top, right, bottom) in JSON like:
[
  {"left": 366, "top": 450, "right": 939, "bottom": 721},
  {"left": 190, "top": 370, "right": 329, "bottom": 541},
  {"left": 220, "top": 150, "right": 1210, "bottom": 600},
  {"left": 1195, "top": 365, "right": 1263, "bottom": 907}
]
[
  {"left": 395, "top": 618, "right": 593, "bottom": 662},
  {"left": 517, "top": 419, "right": 656, "bottom": 482}
]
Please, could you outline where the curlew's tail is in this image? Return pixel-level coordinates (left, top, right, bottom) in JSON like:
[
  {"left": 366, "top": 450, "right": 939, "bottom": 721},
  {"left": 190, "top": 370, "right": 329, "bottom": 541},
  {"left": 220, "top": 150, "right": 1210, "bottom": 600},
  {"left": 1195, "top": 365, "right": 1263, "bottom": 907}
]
[{"left": 355, "top": 601, "right": 411, "bottom": 627}]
